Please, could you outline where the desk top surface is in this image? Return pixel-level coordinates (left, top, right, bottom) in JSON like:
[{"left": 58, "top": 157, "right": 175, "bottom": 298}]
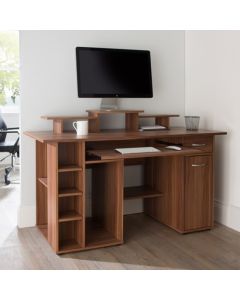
[{"left": 24, "top": 128, "right": 227, "bottom": 143}]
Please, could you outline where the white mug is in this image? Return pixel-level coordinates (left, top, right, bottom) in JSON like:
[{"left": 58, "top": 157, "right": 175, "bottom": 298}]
[{"left": 73, "top": 120, "right": 88, "bottom": 135}]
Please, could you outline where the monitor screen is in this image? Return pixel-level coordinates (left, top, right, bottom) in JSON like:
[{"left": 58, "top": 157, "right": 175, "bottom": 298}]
[{"left": 76, "top": 47, "right": 153, "bottom": 98}]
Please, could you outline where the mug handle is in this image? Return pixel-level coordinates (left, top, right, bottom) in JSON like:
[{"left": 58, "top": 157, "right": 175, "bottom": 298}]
[{"left": 73, "top": 121, "right": 77, "bottom": 132}]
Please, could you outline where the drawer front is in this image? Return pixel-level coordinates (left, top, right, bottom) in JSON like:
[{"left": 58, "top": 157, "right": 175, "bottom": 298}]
[{"left": 182, "top": 136, "right": 213, "bottom": 152}]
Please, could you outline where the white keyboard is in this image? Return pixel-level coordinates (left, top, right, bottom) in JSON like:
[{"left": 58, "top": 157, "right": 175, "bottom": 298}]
[
  {"left": 115, "top": 147, "right": 160, "bottom": 154},
  {"left": 140, "top": 125, "right": 167, "bottom": 131}
]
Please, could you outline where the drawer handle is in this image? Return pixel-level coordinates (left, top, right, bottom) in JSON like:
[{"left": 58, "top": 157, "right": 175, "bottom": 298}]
[
  {"left": 192, "top": 164, "right": 207, "bottom": 167},
  {"left": 192, "top": 143, "right": 207, "bottom": 147}
]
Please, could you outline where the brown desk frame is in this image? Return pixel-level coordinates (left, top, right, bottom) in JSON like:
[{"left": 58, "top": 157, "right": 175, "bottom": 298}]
[{"left": 25, "top": 112, "right": 226, "bottom": 254}]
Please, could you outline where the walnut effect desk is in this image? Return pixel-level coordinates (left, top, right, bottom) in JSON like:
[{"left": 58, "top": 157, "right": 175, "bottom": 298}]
[{"left": 25, "top": 111, "right": 226, "bottom": 254}]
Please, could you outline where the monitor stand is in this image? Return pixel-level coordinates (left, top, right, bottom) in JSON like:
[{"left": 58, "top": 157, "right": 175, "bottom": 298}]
[{"left": 100, "top": 98, "right": 119, "bottom": 110}]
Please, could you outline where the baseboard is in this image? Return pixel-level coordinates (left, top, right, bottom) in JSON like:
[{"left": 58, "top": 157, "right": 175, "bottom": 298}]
[
  {"left": 17, "top": 204, "right": 36, "bottom": 228},
  {"left": 215, "top": 200, "right": 240, "bottom": 232}
]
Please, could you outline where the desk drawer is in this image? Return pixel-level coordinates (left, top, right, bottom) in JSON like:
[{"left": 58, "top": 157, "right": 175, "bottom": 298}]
[{"left": 182, "top": 136, "right": 213, "bottom": 153}]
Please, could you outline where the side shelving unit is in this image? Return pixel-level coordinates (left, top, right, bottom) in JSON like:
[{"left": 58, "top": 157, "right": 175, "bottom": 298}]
[{"left": 57, "top": 142, "right": 85, "bottom": 254}]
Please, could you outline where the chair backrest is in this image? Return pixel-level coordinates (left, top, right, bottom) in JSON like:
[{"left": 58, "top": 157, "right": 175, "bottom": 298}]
[{"left": 0, "top": 113, "right": 7, "bottom": 142}]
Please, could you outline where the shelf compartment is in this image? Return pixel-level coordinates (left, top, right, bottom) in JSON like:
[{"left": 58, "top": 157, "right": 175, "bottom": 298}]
[
  {"left": 59, "top": 220, "right": 83, "bottom": 253},
  {"left": 58, "top": 171, "right": 83, "bottom": 197},
  {"left": 59, "top": 195, "right": 82, "bottom": 219},
  {"left": 85, "top": 218, "right": 120, "bottom": 248},
  {"left": 58, "top": 165, "right": 83, "bottom": 172},
  {"left": 124, "top": 186, "right": 163, "bottom": 200},
  {"left": 58, "top": 142, "right": 83, "bottom": 168},
  {"left": 85, "top": 160, "right": 123, "bottom": 248},
  {"left": 38, "top": 177, "right": 48, "bottom": 188}
]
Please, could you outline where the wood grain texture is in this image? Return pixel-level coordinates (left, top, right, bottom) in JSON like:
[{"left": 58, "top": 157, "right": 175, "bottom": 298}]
[
  {"left": 184, "top": 155, "right": 213, "bottom": 231},
  {"left": 24, "top": 128, "right": 227, "bottom": 143},
  {"left": 87, "top": 147, "right": 202, "bottom": 160},
  {"left": 41, "top": 115, "right": 95, "bottom": 120},
  {"left": 86, "top": 109, "right": 144, "bottom": 114},
  {"left": 144, "top": 156, "right": 185, "bottom": 232},
  {"left": 31, "top": 127, "right": 226, "bottom": 253},
  {"left": 53, "top": 120, "right": 64, "bottom": 134},
  {"left": 156, "top": 116, "right": 170, "bottom": 129},
  {"left": 36, "top": 141, "right": 47, "bottom": 226},
  {"left": 47, "top": 142, "right": 59, "bottom": 252},
  {"left": 139, "top": 114, "right": 179, "bottom": 118},
  {"left": 125, "top": 113, "right": 139, "bottom": 131},
  {"left": 89, "top": 160, "right": 123, "bottom": 246}
]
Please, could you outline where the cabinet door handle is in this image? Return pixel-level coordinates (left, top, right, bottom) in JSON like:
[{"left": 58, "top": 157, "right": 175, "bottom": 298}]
[
  {"left": 192, "top": 143, "right": 206, "bottom": 147},
  {"left": 192, "top": 163, "right": 207, "bottom": 167}
]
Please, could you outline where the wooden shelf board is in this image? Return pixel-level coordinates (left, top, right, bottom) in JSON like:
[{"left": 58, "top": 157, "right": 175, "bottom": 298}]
[
  {"left": 58, "top": 239, "right": 82, "bottom": 254},
  {"left": 58, "top": 165, "right": 83, "bottom": 172},
  {"left": 86, "top": 109, "right": 144, "bottom": 114},
  {"left": 139, "top": 114, "right": 179, "bottom": 118},
  {"left": 59, "top": 211, "right": 83, "bottom": 222},
  {"left": 85, "top": 159, "right": 120, "bottom": 165},
  {"left": 58, "top": 188, "right": 83, "bottom": 198},
  {"left": 38, "top": 177, "right": 48, "bottom": 188},
  {"left": 41, "top": 115, "right": 96, "bottom": 120},
  {"left": 124, "top": 186, "right": 163, "bottom": 200}
]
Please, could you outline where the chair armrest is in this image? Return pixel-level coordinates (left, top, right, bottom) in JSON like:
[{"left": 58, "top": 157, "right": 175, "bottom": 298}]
[
  {"left": 0, "top": 130, "right": 19, "bottom": 134},
  {"left": 7, "top": 127, "right": 19, "bottom": 130}
]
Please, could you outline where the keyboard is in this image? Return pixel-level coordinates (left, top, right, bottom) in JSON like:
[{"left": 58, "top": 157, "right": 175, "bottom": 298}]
[
  {"left": 115, "top": 147, "right": 161, "bottom": 154},
  {"left": 140, "top": 125, "right": 167, "bottom": 131}
]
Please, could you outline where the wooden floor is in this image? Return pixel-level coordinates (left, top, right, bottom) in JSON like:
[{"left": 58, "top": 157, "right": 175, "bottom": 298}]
[
  {"left": 1, "top": 216, "right": 240, "bottom": 269},
  {"left": 1, "top": 168, "right": 240, "bottom": 269}
]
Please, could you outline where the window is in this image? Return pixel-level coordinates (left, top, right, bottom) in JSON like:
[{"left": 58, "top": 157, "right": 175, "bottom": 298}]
[{"left": 0, "top": 31, "right": 19, "bottom": 112}]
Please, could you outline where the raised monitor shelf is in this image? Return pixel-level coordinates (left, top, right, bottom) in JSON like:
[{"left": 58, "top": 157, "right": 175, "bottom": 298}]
[
  {"left": 124, "top": 186, "right": 163, "bottom": 200},
  {"left": 41, "top": 111, "right": 179, "bottom": 134}
]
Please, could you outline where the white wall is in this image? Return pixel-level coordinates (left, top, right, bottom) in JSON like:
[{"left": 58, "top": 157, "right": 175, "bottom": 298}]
[
  {"left": 185, "top": 31, "right": 239, "bottom": 231},
  {"left": 19, "top": 30, "right": 185, "bottom": 227}
]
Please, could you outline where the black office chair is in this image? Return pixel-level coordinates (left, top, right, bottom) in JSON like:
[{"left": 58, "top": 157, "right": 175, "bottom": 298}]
[{"left": 0, "top": 113, "right": 20, "bottom": 185}]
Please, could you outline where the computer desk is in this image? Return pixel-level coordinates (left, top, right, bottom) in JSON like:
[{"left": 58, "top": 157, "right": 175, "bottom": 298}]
[{"left": 25, "top": 113, "right": 226, "bottom": 254}]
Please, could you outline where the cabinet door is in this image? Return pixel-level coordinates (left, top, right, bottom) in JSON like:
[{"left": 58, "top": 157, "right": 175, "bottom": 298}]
[{"left": 184, "top": 155, "right": 213, "bottom": 231}]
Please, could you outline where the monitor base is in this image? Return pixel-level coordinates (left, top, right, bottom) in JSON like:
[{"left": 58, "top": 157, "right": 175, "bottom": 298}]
[{"left": 100, "top": 98, "right": 119, "bottom": 110}]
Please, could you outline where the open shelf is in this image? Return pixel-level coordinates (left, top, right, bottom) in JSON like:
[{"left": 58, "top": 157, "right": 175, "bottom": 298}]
[
  {"left": 38, "top": 177, "right": 48, "bottom": 188},
  {"left": 58, "top": 142, "right": 83, "bottom": 168},
  {"left": 59, "top": 221, "right": 83, "bottom": 253},
  {"left": 58, "top": 188, "right": 82, "bottom": 198},
  {"left": 58, "top": 165, "right": 83, "bottom": 172},
  {"left": 58, "top": 171, "right": 83, "bottom": 197},
  {"left": 85, "top": 218, "right": 120, "bottom": 248},
  {"left": 124, "top": 186, "right": 163, "bottom": 200},
  {"left": 58, "top": 239, "right": 83, "bottom": 254},
  {"left": 59, "top": 211, "right": 82, "bottom": 222}
]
